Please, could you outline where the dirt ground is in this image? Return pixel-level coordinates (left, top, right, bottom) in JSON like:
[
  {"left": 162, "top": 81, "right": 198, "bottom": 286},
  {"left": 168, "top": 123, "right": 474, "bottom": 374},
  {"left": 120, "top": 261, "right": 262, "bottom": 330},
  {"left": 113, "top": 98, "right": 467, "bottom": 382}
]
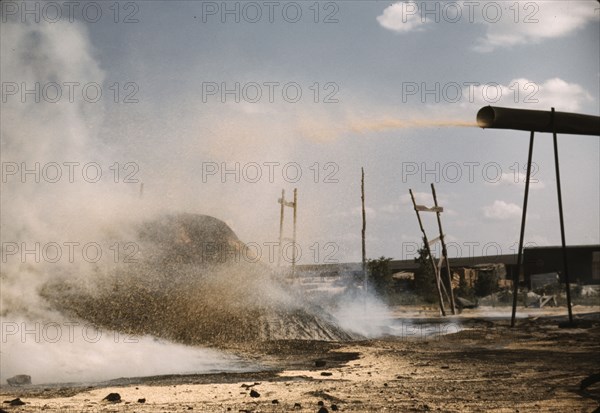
[{"left": 2, "top": 307, "right": 599, "bottom": 413}]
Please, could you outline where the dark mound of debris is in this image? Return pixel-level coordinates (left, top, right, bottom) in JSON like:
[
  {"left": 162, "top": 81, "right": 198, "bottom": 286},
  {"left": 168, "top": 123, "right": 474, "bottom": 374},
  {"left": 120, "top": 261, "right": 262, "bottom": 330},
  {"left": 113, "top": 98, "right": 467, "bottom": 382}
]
[
  {"left": 3, "top": 398, "right": 25, "bottom": 406},
  {"left": 102, "top": 393, "right": 121, "bottom": 403},
  {"left": 42, "top": 213, "right": 357, "bottom": 349},
  {"left": 6, "top": 374, "right": 31, "bottom": 386}
]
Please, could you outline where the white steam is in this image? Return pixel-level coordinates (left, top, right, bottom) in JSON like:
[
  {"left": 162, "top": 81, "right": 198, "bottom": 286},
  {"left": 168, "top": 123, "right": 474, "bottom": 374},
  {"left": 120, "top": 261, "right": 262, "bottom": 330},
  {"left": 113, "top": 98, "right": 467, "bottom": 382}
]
[
  {"left": 0, "top": 19, "right": 466, "bottom": 386},
  {"left": 0, "top": 20, "right": 253, "bottom": 384},
  {"left": 331, "top": 290, "right": 393, "bottom": 338},
  {"left": 1, "top": 319, "right": 256, "bottom": 385}
]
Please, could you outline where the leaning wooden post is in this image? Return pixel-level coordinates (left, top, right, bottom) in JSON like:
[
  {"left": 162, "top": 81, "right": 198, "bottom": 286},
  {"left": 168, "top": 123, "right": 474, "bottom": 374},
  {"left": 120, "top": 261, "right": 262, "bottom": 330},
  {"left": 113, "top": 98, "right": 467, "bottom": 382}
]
[
  {"left": 431, "top": 183, "right": 456, "bottom": 315},
  {"left": 277, "top": 189, "right": 285, "bottom": 267},
  {"left": 410, "top": 189, "right": 446, "bottom": 316},
  {"left": 361, "top": 168, "right": 367, "bottom": 293}
]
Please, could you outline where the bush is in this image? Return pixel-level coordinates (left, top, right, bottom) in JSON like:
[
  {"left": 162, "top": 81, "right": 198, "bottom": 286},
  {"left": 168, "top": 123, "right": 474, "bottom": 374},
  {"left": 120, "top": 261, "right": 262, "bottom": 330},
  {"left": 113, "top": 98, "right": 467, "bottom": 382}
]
[
  {"left": 367, "top": 256, "right": 393, "bottom": 300},
  {"left": 456, "top": 275, "right": 475, "bottom": 301},
  {"left": 413, "top": 243, "right": 438, "bottom": 303},
  {"left": 474, "top": 271, "right": 499, "bottom": 297}
]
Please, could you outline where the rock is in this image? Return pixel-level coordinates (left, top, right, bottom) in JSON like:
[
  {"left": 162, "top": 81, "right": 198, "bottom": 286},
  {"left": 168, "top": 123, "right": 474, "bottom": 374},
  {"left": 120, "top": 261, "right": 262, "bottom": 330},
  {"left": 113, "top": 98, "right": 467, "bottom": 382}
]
[
  {"left": 321, "top": 372, "right": 333, "bottom": 376},
  {"left": 137, "top": 398, "right": 146, "bottom": 403},
  {"left": 318, "top": 407, "right": 329, "bottom": 413},
  {"left": 102, "top": 393, "right": 121, "bottom": 402},
  {"left": 331, "top": 404, "right": 338, "bottom": 411},
  {"left": 7, "top": 398, "right": 26, "bottom": 406},
  {"left": 6, "top": 375, "right": 31, "bottom": 386},
  {"left": 294, "top": 402, "right": 302, "bottom": 409},
  {"left": 249, "top": 389, "right": 260, "bottom": 398},
  {"left": 315, "top": 360, "right": 327, "bottom": 368},
  {"left": 271, "top": 399, "right": 279, "bottom": 404},
  {"left": 318, "top": 400, "right": 325, "bottom": 406},
  {"left": 455, "top": 296, "right": 477, "bottom": 309}
]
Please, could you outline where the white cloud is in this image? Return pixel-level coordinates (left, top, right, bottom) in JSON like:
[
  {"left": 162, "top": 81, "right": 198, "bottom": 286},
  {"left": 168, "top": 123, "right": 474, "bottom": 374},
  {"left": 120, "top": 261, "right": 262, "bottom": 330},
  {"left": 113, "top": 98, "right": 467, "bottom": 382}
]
[
  {"left": 376, "top": 2, "right": 429, "bottom": 33},
  {"left": 380, "top": 203, "right": 402, "bottom": 214},
  {"left": 487, "top": 172, "right": 546, "bottom": 190},
  {"left": 445, "top": 208, "right": 459, "bottom": 217},
  {"left": 465, "top": 77, "right": 594, "bottom": 113},
  {"left": 383, "top": 192, "right": 454, "bottom": 216},
  {"left": 531, "top": 78, "right": 595, "bottom": 112},
  {"left": 377, "top": 2, "right": 599, "bottom": 52},
  {"left": 483, "top": 200, "right": 522, "bottom": 220},
  {"left": 330, "top": 206, "right": 376, "bottom": 219},
  {"left": 473, "top": 1, "right": 600, "bottom": 52}
]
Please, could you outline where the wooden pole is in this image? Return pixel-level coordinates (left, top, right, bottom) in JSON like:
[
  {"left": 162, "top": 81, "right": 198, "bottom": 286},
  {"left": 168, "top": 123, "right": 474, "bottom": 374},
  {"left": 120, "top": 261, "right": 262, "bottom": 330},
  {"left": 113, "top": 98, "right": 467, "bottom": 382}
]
[
  {"left": 139, "top": 182, "right": 144, "bottom": 199},
  {"left": 431, "top": 183, "right": 456, "bottom": 315},
  {"left": 410, "top": 189, "right": 446, "bottom": 316},
  {"left": 438, "top": 262, "right": 452, "bottom": 306},
  {"left": 292, "top": 188, "right": 298, "bottom": 278},
  {"left": 551, "top": 108, "right": 574, "bottom": 324},
  {"left": 278, "top": 189, "right": 285, "bottom": 268},
  {"left": 361, "top": 168, "right": 367, "bottom": 293},
  {"left": 511, "top": 131, "right": 535, "bottom": 327}
]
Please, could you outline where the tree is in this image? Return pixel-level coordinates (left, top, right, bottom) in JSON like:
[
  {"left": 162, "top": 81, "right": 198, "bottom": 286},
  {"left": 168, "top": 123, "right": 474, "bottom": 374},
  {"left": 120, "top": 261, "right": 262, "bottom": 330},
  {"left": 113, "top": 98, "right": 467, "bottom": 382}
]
[
  {"left": 413, "top": 240, "right": 438, "bottom": 303},
  {"left": 456, "top": 274, "right": 475, "bottom": 300},
  {"left": 474, "top": 270, "right": 499, "bottom": 297},
  {"left": 367, "top": 256, "right": 393, "bottom": 299}
]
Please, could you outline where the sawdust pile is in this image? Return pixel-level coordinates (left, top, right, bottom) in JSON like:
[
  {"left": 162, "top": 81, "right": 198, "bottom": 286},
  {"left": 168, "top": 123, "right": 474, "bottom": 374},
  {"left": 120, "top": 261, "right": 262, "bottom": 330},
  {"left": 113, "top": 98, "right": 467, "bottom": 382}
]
[{"left": 41, "top": 214, "right": 356, "bottom": 348}]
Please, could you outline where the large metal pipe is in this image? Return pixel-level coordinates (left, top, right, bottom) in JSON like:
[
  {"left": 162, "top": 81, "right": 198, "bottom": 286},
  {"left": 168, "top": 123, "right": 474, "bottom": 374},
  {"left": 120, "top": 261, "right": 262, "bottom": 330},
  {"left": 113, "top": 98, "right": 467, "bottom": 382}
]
[{"left": 477, "top": 106, "right": 600, "bottom": 136}]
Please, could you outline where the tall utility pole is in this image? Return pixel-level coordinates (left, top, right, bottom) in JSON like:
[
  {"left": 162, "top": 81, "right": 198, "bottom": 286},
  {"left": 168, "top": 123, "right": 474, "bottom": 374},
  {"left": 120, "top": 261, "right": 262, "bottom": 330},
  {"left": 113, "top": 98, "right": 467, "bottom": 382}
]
[
  {"left": 277, "top": 189, "right": 285, "bottom": 268},
  {"left": 292, "top": 188, "right": 298, "bottom": 278},
  {"left": 361, "top": 167, "right": 367, "bottom": 292},
  {"left": 277, "top": 189, "right": 298, "bottom": 278}
]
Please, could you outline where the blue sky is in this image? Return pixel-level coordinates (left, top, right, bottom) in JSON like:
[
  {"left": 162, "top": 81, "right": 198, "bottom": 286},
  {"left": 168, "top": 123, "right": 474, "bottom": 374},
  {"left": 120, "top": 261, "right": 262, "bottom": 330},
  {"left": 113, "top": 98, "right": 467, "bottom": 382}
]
[{"left": 2, "top": 1, "right": 599, "bottom": 264}]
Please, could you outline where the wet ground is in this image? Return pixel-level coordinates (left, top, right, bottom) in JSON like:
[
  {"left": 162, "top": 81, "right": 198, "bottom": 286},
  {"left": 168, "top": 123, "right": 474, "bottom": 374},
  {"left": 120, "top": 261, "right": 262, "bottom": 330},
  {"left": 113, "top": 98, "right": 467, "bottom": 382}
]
[{"left": 1, "top": 310, "right": 599, "bottom": 412}]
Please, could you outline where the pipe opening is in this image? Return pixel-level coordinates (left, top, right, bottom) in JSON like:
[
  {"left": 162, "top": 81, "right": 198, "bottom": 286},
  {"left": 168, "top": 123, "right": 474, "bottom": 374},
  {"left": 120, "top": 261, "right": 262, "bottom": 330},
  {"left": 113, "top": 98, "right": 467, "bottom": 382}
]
[{"left": 476, "top": 106, "right": 495, "bottom": 129}]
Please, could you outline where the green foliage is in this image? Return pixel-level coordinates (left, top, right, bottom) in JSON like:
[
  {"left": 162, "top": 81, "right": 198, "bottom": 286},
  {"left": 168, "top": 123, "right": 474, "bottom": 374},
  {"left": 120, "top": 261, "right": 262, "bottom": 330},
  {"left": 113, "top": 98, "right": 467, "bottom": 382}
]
[
  {"left": 456, "top": 275, "right": 475, "bottom": 300},
  {"left": 367, "top": 256, "right": 393, "bottom": 299},
  {"left": 474, "top": 270, "right": 499, "bottom": 297},
  {"left": 413, "top": 241, "right": 438, "bottom": 303}
]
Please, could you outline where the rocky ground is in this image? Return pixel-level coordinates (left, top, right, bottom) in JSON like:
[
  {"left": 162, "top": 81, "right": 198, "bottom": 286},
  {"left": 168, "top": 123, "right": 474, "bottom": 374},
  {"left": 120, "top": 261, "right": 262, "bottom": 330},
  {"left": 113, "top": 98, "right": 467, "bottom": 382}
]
[{"left": 1, "top": 309, "right": 599, "bottom": 413}]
